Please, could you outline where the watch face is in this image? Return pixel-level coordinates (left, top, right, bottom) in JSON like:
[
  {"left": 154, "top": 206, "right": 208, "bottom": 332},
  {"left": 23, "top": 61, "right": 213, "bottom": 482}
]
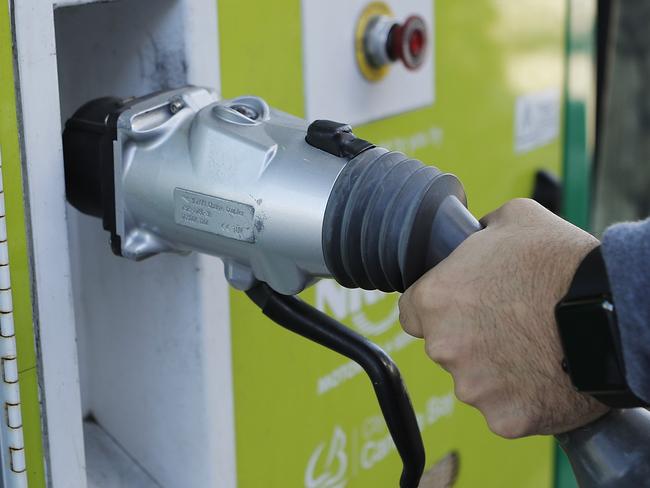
[{"left": 556, "top": 298, "right": 625, "bottom": 392}]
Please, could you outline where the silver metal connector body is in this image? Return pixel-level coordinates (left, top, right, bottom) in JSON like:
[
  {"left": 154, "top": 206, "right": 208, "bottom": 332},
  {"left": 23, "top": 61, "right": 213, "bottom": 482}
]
[{"left": 113, "top": 87, "right": 346, "bottom": 294}]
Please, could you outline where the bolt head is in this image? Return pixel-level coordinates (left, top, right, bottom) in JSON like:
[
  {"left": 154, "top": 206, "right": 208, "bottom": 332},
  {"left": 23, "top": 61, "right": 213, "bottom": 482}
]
[{"left": 169, "top": 99, "right": 184, "bottom": 114}]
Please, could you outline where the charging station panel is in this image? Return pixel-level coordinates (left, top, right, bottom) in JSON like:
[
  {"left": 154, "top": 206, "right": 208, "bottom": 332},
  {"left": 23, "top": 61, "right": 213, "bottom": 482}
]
[
  {"left": 302, "top": 0, "right": 435, "bottom": 125},
  {"left": 221, "top": 1, "right": 566, "bottom": 487},
  {"left": 2, "top": 0, "right": 589, "bottom": 487}
]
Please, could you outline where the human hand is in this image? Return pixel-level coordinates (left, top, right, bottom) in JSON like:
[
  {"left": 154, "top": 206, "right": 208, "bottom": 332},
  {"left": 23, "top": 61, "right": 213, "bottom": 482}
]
[{"left": 399, "top": 198, "right": 609, "bottom": 438}]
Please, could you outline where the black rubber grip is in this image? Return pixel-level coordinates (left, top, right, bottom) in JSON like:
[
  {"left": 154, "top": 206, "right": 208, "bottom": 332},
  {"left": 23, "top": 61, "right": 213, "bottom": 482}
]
[{"left": 322, "top": 149, "right": 476, "bottom": 292}]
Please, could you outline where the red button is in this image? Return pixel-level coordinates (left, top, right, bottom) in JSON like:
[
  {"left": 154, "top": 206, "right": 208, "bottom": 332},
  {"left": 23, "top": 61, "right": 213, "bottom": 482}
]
[
  {"left": 408, "top": 29, "right": 425, "bottom": 58},
  {"left": 391, "top": 15, "right": 427, "bottom": 70}
]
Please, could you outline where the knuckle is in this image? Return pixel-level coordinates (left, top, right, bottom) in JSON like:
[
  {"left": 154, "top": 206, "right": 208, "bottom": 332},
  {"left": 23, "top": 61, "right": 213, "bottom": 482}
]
[
  {"left": 487, "top": 198, "right": 545, "bottom": 228},
  {"left": 453, "top": 382, "right": 475, "bottom": 405},
  {"left": 424, "top": 339, "right": 455, "bottom": 366},
  {"left": 487, "top": 415, "right": 531, "bottom": 439},
  {"left": 509, "top": 197, "right": 536, "bottom": 209},
  {"left": 397, "top": 293, "right": 407, "bottom": 313},
  {"left": 410, "top": 282, "right": 430, "bottom": 308},
  {"left": 501, "top": 198, "right": 538, "bottom": 217},
  {"left": 398, "top": 296, "right": 419, "bottom": 336},
  {"left": 399, "top": 312, "right": 417, "bottom": 337},
  {"left": 397, "top": 292, "right": 410, "bottom": 312},
  {"left": 511, "top": 197, "right": 535, "bottom": 207}
]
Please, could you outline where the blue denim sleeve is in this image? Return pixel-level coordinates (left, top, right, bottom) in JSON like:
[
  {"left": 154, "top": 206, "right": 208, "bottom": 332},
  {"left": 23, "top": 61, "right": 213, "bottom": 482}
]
[{"left": 602, "top": 218, "right": 650, "bottom": 403}]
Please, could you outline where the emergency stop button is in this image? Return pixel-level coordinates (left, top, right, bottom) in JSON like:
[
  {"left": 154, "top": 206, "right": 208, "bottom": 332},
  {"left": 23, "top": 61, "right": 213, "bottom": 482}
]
[
  {"left": 388, "top": 15, "right": 427, "bottom": 70},
  {"left": 356, "top": 2, "right": 428, "bottom": 82}
]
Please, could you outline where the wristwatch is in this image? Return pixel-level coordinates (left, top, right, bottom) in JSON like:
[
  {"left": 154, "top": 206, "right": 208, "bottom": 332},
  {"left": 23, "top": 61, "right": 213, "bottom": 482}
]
[{"left": 555, "top": 245, "right": 648, "bottom": 408}]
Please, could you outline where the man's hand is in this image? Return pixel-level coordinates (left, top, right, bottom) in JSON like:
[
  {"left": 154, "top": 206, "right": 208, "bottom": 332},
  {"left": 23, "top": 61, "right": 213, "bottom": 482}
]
[{"left": 399, "top": 198, "right": 609, "bottom": 438}]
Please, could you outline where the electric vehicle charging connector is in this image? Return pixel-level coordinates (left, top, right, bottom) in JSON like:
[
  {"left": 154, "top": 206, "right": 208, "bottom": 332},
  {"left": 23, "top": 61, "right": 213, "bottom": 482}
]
[{"left": 63, "top": 86, "right": 650, "bottom": 488}]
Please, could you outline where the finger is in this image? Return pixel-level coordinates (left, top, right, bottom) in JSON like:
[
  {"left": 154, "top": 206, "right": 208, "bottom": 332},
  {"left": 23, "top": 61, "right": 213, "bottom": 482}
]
[
  {"left": 398, "top": 291, "right": 424, "bottom": 338},
  {"left": 424, "top": 339, "right": 453, "bottom": 372},
  {"left": 480, "top": 198, "right": 547, "bottom": 228},
  {"left": 484, "top": 409, "right": 531, "bottom": 439},
  {"left": 423, "top": 326, "right": 462, "bottom": 372},
  {"left": 478, "top": 206, "right": 503, "bottom": 228},
  {"left": 448, "top": 365, "right": 496, "bottom": 407},
  {"left": 422, "top": 310, "right": 485, "bottom": 375}
]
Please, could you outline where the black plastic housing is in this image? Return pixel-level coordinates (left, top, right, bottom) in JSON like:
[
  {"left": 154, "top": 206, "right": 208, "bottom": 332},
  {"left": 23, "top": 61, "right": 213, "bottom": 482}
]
[{"left": 63, "top": 96, "right": 124, "bottom": 254}]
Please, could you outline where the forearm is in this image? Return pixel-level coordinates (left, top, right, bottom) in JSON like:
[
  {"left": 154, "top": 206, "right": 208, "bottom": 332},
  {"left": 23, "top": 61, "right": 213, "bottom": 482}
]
[{"left": 602, "top": 218, "right": 650, "bottom": 403}]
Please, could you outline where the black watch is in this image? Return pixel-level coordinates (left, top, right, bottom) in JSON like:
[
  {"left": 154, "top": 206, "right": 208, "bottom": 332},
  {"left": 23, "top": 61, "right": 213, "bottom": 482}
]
[{"left": 555, "top": 246, "right": 648, "bottom": 408}]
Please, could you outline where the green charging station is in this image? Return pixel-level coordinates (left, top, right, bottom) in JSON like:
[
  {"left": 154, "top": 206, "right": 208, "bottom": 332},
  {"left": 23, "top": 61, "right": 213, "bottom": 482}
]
[{"left": 0, "top": 1, "right": 596, "bottom": 486}]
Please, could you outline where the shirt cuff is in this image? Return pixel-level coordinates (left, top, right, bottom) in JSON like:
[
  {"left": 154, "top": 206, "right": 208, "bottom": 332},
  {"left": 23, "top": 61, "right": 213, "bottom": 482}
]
[{"left": 602, "top": 219, "right": 650, "bottom": 403}]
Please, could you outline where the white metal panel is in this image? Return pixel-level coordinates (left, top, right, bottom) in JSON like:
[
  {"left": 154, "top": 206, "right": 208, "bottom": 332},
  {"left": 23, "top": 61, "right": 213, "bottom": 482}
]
[
  {"left": 14, "top": 0, "right": 236, "bottom": 486},
  {"left": 302, "top": 0, "right": 435, "bottom": 126},
  {"left": 12, "top": 1, "right": 87, "bottom": 485}
]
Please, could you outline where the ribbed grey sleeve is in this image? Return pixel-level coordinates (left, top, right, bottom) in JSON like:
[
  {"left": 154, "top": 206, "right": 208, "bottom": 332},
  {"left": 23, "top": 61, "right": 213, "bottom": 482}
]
[{"left": 602, "top": 218, "right": 650, "bottom": 403}]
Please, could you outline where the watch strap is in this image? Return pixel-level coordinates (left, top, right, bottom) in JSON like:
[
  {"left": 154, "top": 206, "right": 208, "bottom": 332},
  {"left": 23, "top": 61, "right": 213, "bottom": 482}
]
[
  {"left": 564, "top": 245, "right": 610, "bottom": 300},
  {"left": 558, "top": 245, "right": 649, "bottom": 408}
]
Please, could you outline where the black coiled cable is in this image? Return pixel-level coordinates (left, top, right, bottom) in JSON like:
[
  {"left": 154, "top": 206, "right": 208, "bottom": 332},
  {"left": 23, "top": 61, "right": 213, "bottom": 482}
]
[{"left": 246, "top": 283, "right": 425, "bottom": 488}]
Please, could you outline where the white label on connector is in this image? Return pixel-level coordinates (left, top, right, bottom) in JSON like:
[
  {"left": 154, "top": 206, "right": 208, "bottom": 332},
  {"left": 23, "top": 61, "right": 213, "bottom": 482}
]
[
  {"left": 174, "top": 188, "right": 255, "bottom": 242},
  {"left": 514, "top": 89, "right": 560, "bottom": 153}
]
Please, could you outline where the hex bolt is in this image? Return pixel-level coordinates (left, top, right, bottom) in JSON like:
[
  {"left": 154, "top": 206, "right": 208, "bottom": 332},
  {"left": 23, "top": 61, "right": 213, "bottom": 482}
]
[{"left": 169, "top": 98, "right": 185, "bottom": 114}]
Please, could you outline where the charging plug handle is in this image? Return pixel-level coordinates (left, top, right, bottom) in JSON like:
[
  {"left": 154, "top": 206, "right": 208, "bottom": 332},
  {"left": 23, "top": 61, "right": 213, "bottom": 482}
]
[{"left": 246, "top": 283, "right": 426, "bottom": 488}]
